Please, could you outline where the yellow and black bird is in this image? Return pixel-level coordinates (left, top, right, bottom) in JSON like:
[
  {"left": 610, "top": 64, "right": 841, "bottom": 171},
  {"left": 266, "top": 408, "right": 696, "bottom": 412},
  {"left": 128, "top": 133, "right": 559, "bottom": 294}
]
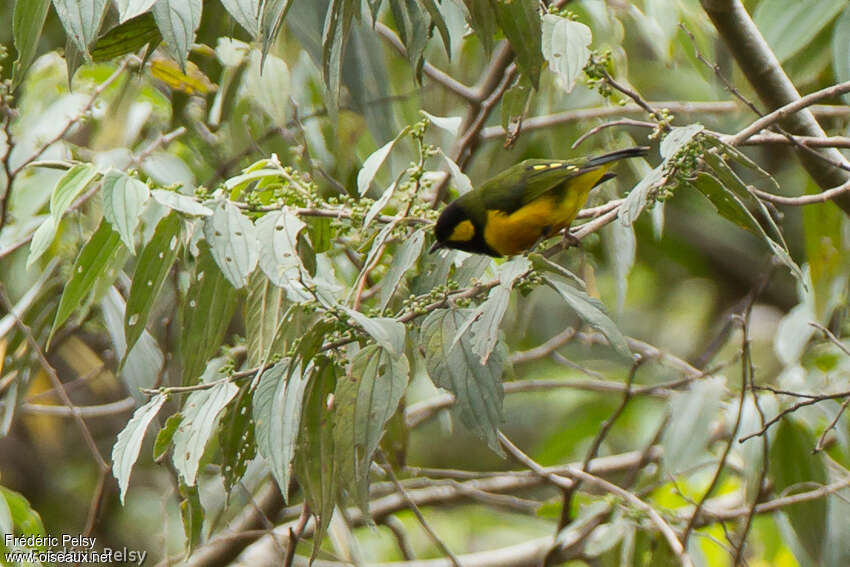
[{"left": 430, "top": 147, "right": 649, "bottom": 257}]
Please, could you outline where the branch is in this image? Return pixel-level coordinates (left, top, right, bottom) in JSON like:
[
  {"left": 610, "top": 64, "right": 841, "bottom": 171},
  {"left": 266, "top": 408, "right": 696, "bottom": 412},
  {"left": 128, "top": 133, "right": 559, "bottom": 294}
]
[{"left": 700, "top": 0, "right": 850, "bottom": 214}]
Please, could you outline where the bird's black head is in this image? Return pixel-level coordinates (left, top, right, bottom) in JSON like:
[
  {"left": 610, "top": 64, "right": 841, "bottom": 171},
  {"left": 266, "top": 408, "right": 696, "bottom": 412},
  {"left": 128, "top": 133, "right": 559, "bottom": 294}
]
[{"left": 430, "top": 200, "right": 499, "bottom": 256}]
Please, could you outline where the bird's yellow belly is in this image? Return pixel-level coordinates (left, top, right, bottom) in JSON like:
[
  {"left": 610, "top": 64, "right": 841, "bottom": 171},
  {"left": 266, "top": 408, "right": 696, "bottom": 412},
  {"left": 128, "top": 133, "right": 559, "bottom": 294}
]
[{"left": 483, "top": 196, "right": 574, "bottom": 256}]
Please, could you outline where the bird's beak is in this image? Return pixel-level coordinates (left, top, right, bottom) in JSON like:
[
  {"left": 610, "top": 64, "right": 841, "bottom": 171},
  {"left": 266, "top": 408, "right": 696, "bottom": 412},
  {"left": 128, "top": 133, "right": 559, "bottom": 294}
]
[{"left": 429, "top": 240, "right": 446, "bottom": 254}]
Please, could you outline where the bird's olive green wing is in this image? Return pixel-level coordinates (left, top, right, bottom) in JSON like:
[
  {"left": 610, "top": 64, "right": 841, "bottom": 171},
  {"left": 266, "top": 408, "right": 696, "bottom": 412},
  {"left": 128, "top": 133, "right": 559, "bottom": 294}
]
[{"left": 477, "top": 159, "right": 588, "bottom": 212}]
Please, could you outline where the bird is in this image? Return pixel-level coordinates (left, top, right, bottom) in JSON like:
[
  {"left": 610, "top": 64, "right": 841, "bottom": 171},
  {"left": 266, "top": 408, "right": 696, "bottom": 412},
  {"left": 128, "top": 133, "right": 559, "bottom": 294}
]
[{"left": 429, "top": 146, "right": 649, "bottom": 257}]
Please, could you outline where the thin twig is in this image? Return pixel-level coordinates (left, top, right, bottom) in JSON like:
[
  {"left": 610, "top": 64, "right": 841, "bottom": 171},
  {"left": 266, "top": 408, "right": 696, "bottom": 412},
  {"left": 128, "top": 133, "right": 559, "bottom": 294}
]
[{"left": 378, "top": 451, "right": 463, "bottom": 567}]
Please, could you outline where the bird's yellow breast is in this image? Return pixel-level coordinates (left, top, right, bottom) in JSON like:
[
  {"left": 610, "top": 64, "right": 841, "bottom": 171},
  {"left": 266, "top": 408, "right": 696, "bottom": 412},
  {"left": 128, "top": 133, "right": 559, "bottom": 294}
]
[{"left": 482, "top": 169, "right": 605, "bottom": 256}]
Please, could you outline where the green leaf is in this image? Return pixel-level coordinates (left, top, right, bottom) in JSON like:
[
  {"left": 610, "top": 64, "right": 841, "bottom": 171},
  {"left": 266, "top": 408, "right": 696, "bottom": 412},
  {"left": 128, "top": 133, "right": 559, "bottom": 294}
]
[
  {"left": 833, "top": 7, "right": 850, "bottom": 103},
  {"left": 218, "top": 383, "right": 257, "bottom": 496},
  {"left": 420, "top": 111, "right": 462, "bottom": 136},
  {"left": 0, "top": 487, "right": 46, "bottom": 544},
  {"left": 661, "top": 377, "right": 725, "bottom": 474},
  {"left": 754, "top": 0, "right": 846, "bottom": 63},
  {"left": 770, "top": 418, "right": 828, "bottom": 563},
  {"left": 389, "top": 0, "right": 430, "bottom": 82},
  {"left": 438, "top": 148, "right": 474, "bottom": 195},
  {"left": 50, "top": 220, "right": 126, "bottom": 344},
  {"left": 11, "top": 0, "right": 51, "bottom": 90},
  {"left": 245, "top": 273, "right": 290, "bottom": 366},
  {"left": 27, "top": 216, "right": 57, "bottom": 268},
  {"left": 153, "top": 413, "right": 182, "bottom": 460},
  {"left": 50, "top": 163, "right": 99, "bottom": 222},
  {"left": 541, "top": 14, "right": 591, "bottom": 93},
  {"left": 172, "top": 381, "right": 239, "bottom": 485},
  {"left": 116, "top": 0, "right": 158, "bottom": 22},
  {"left": 51, "top": 0, "right": 109, "bottom": 56},
  {"left": 178, "top": 483, "right": 203, "bottom": 554},
  {"left": 421, "top": 0, "right": 452, "bottom": 57},
  {"left": 151, "top": 189, "right": 212, "bottom": 216},
  {"left": 501, "top": 77, "right": 533, "bottom": 130},
  {"left": 102, "top": 171, "right": 150, "bottom": 251},
  {"left": 256, "top": 210, "right": 307, "bottom": 287},
  {"left": 660, "top": 124, "right": 703, "bottom": 160},
  {"left": 124, "top": 212, "right": 182, "bottom": 354},
  {"left": 691, "top": 172, "right": 762, "bottom": 236},
  {"left": 357, "top": 127, "right": 409, "bottom": 196},
  {"left": 335, "top": 345, "right": 409, "bottom": 508},
  {"left": 605, "top": 220, "right": 635, "bottom": 316},
  {"left": 546, "top": 278, "right": 632, "bottom": 359},
  {"left": 112, "top": 394, "right": 166, "bottom": 504},
  {"left": 260, "top": 0, "right": 295, "bottom": 60},
  {"left": 180, "top": 244, "right": 240, "bottom": 384},
  {"left": 420, "top": 308, "right": 506, "bottom": 454},
  {"left": 253, "top": 359, "right": 310, "bottom": 500},
  {"left": 364, "top": 170, "right": 405, "bottom": 227},
  {"left": 341, "top": 307, "right": 406, "bottom": 356},
  {"left": 152, "top": 0, "right": 202, "bottom": 70},
  {"left": 221, "top": 0, "right": 261, "bottom": 37},
  {"left": 296, "top": 358, "right": 338, "bottom": 561},
  {"left": 203, "top": 200, "right": 259, "bottom": 289},
  {"left": 91, "top": 12, "right": 162, "bottom": 62},
  {"left": 322, "top": 0, "right": 358, "bottom": 106},
  {"left": 618, "top": 163, "right": 664, "bottom": 226},
  {"left": 492, "top": 0, "right": 543, "bottom": 88},
  {"left": 462, "top": 0, "right": 497, "bottom": 54},
  {"left": 378, "top": 229, "right": 425, "bottom": 311}
]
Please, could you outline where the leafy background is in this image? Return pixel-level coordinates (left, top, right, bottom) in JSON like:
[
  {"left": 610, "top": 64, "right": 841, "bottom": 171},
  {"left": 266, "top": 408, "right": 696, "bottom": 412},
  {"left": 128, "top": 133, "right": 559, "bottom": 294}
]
[{"left": 2, "top": 0, "right": 850, "bottom": 566}]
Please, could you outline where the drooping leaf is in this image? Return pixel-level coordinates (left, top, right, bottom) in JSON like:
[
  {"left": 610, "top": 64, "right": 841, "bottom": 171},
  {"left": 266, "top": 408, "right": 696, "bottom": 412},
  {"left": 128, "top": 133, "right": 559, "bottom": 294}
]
[
  {"left": 124, "top": 212, "right": 183, "bottom": 354},
  {"left": 335, "top": 345, "right": 409, "bottom": 508},
  {"left": 462, "top": 0, "right": 497, "bottom": 54},
  {"left": 91, "top": 12, "right": 162, "bottom": 61},
  {"left": 296, "top": 358, "right": 338, "bottom": 561},
  {"left": 364, "top": 170, "right": 406, "bottom": 227},
  {"left": 541, "top": 14, "right": 592, "bottom": 93},
  {"left": 245, "top": 273, "right": 290, "bottom": 366},
  {"left": 605, "top": 220, "right": 635, "bottom": 316},
  {"left": 112, "top": 394, "right": 166, "bottom": 504},
  {"left": 341, "top": 307, "right": 406, "bottom": 356},
  {"left": 221, "top": 0, "right": 261, "bottom": 37},
  {"left": 253, "top": 359, "right": 310, "bottom": 500},
  {"left": 203, "top": 200, "right": 259, "bottom": 289},
  {"left": 546, "top": 278, "right": 632, "bottom": 359},
  {"left": 50, "top": 220, "right": 127, "bottom": 344},
  {"left": 389, "top": 0, "right": 430, "bottom": 82},
  {"left": 180, "top": 244, "right": 240, "bottom": 384},
  {"left": 492, "top": 0, "right": 543, "bottom": 88},
  {"left": 661, "top": 377, "right": 725, "bottom": 474},
  {"left": 115, "top": 0, "right": 158, "bottom": 21},
  {"left": 659, "top": 124, "right": 703, "bottom": 160},
  {"left": 153, "top": 413, "right": 182, "bottom": 461},
  {"left": 357, "top": 127, "right": 410, "bottom": 196},
  {"left": 152, "top": 0, "right": 202, "bottom": 70},
  {"left": 178, "top": 483, "right": 203, "bottom": 553},
  {"left": 27, "top": 216, "right": 58, "bottom": 269},
  {"left": 151, "top": 189, "right": 212, "bottom": 216},
  {"left": 172, "top": 381, "right": 239, "bottom": 486},
  {"left": 691, "top": 172, "right": 762, "bottom": 236},
  {"left": 832, "top": 7, "right": 850, "bottom": 103},
  {"left": 322, "top": 0, "right": 358, "bottom": 107},
  {"left": 421, "top": 0, "right": 452, "bottom": 57},
  {"left": 618, "top": 163, "right": 664, "bottom": 226},
  {"left": 420, "top": 308, "right": 506, "bottom": 454},
  {"left": 439, "top": 148, "right": 474, "bottom": 195},
  {"left": 218, "top": 383, "right": 257, "bottom": 496},
  {"left": 102, "top": 170, "right": 150, "bottom": 251},
  {"left": 770, "top": 418, "right": 828, "bottom": 563},
  {"left": 51, "top": 0, "right": 109, "bottom": 56},
  {"left": 11, "top": 0, "right": 51, "bottom": 90},
  {"left": 50, "top": 164, "right": 99, "bottom": 222},
  {"left": 501, "top": 77, "right": 533, "bottom": 130},
  {"left": 378, "top": 229, "right": 425, "bottom": 311},
  {"left": 260, "top": 0, "right": 295, "bottom": 60}
]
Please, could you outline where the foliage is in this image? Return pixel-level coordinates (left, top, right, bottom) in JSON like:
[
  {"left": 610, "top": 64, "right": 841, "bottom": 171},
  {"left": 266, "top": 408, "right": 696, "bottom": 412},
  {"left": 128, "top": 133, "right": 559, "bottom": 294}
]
[{"left": 2, "top": 1, "right": 850, "bottom": 566}]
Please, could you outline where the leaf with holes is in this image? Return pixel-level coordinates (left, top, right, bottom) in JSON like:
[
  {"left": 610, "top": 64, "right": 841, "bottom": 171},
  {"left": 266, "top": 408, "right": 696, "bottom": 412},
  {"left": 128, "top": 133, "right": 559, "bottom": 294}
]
[
  {"left": 124, "top": 213, "right": 182, "bottom": 354},
  {"left": 542, "top": 14, "right": 591, "bottom": 93},
  {"left": 255, "top": 209, "right": 306, "bottom": 288},
  {"left": 112, "top": 394, "right": 166, "bottom": 504},
  {"left": 204, "top": 200, "right": 259, "bottom": 289},
  {"left": 172, "top": 381, "right": 239, "bottom": 486},
  {"left": 335, "top": 345, "right": 409, "bottom": 509},
  {"left": 180, "top": 244, "right": 239, "bottom": 384},
  {"left": 218, "top": 383, "right": 256, "bottom": 496},
  {"left": 341, "top": 307, "right": 406, "bottom": 357}
]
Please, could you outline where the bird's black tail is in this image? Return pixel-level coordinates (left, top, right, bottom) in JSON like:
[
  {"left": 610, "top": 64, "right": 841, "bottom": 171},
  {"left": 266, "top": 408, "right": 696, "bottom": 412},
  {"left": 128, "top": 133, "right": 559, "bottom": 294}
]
[{"left": 586, "top": 146, "right": 650, "bottom": 168}]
